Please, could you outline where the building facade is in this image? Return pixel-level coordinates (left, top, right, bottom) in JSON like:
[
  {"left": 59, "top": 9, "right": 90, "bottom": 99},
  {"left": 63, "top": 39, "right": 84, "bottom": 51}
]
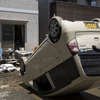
[
  {"left": 0, "top": 0, "right": 38, "bottom": 51},
  {"left": 57, "top": 0, "right": 99, "bottom": 7},
  {"left": 51, "top": 1, "right": 100, "bottom": 21},
  {"left": 1, "top": 0, "right": 100, "bottom": 51}
]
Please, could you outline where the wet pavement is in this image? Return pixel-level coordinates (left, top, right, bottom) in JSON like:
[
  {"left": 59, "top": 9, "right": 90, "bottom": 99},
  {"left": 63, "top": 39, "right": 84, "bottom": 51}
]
[
  {"left": 1, "top": 83, "right": 100, "bottom": 100},
  {"left": 0, "top": 71, "right": 100, "bottom": 100}
]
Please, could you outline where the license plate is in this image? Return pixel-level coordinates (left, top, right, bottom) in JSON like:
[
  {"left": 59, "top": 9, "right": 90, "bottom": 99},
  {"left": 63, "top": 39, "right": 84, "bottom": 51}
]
[{"left": 85, "top": 22, "right": 99, "bottom": 29}]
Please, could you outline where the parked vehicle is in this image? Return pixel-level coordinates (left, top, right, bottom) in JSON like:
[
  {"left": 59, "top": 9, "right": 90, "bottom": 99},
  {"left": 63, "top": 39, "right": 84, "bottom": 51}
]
[{"left": 20, "top": 16, "right": 100, "bottom": 96}]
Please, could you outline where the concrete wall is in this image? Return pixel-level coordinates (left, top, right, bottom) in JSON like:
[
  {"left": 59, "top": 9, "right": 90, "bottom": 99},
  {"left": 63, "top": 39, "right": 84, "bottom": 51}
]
[
  {"left": 50, "top": 0, "right": 55, "bottom": 2},
  {"left": 0, "top": 0, "right": 39, "bottom": 52},
  {"left": 78, "top": 0, "right": 85, "bottom": 5},
  {"left": 38, "top": 0, "right": 50, "bottom": 44},
  {"left": 0, "top": 24, "right": 1, "bottom": 48},
  {"left": 97, "top": 0, "right": 100, "bottom": 7},
  {"left": 0, "top": 0, "right": 38, "bottom": 10}
]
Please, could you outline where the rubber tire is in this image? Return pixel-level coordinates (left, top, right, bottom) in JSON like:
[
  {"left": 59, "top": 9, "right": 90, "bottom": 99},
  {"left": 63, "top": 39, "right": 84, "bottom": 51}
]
[
  {"left": 49, "top": 16, "right": 62, "bottom": 43},
  {"left": 20, "top": 57, "right": 27, "bottom": 76}
]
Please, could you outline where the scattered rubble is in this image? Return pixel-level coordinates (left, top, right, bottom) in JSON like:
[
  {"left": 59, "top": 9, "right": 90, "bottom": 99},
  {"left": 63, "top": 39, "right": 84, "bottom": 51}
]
[
  {"left": 0, "top": 71, "right": 23, "bottom": 100},
  {"left": 0, "top": 91, "right": 10, "bottom": 99},
  {"left": 0, "top": 48, "right": 32, "bottom": 74}
]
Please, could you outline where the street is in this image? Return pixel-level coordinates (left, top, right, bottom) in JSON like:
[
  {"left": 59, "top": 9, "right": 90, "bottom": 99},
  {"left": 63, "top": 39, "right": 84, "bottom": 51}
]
[{"left": 0, "top": 71, "right": 100, "bottom": 100}]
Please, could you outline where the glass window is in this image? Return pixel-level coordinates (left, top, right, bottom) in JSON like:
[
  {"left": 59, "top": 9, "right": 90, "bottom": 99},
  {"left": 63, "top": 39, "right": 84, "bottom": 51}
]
[
  {"left": 56, "top": 0, "right": 77, "bottom": 3},
  {"left": 86, "top": 0, "right": 96, "bottom": 6},
  {"left": 91, "top": 0, "right": 96, "bottom": 6},
  {"left": 2, "top": 24, "right": 25, "bottom": 50}
]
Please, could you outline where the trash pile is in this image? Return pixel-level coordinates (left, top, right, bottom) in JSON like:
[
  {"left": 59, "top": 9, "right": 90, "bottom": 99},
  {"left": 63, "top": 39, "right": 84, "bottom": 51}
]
[
  {"left": 0, "top": 64, "right": 17, "bottom": 73},
  {"left": 0, "top": 47, "right": 32, "bottom": 73}
]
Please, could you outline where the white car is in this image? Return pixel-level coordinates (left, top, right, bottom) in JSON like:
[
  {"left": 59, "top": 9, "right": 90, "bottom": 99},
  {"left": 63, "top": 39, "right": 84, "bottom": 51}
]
[{"left": 20, "top": 16, "right": 100, "bottom": 96}]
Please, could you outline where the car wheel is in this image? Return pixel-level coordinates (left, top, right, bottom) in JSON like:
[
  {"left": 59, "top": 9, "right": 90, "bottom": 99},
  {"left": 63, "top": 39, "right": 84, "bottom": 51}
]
[
  {"left": 49, "top": 16, "right": 62, "bottom": 43},
  {"left": 20, "top": 57, "right": 27, "bottom": 76}
]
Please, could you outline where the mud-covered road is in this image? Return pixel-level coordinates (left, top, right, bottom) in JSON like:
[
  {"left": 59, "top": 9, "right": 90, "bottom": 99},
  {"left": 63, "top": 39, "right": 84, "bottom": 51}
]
[{"left": 0, "top": 70, "right": 100, "bottom": 100}]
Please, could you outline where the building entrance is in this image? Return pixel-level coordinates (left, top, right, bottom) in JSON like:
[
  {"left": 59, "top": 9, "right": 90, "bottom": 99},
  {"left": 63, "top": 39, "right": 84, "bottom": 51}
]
[{"left": 2, "top": 24, "right": 25, "bottom": 51}]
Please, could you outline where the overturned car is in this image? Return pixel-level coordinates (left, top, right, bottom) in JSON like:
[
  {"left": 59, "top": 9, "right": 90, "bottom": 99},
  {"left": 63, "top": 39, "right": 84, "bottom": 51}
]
[{"left": 20, "top": 16, "right": 100, "bottom": 96}]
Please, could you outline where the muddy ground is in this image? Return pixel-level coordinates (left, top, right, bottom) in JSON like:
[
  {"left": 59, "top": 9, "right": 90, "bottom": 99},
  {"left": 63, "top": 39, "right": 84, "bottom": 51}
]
[
  {"left": 0, "top": 71, "right": 100, "bottom": 100},
  {"left": 0, "top": 71, "right": 21, "bottom": 91},
  {"left": 0, "top": 71, "right": 38, "bottom": 100}
]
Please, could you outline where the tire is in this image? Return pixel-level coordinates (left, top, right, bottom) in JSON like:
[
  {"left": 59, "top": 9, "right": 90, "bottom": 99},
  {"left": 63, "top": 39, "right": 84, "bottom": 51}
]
[
  {"left": 20, "top": 57, "right": 27, "bottom": 76},
  {"left": 49, "top": 16, "right": 63, "bottom": 43}
]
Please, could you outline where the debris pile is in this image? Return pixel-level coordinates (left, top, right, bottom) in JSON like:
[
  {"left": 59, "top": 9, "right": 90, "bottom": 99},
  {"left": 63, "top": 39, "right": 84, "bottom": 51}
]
[{"left": 0, "top": 47, "right": 32, "bottom": 73}]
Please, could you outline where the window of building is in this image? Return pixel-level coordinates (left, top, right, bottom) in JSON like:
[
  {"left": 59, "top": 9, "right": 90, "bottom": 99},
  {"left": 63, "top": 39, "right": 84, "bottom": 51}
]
[
  {"left": 1, "top": 24, "right": 25, "bottom": 50},
  {"left": 56, "top": 0, "right": 77, "bottom": 3},
  {"left": 86, "top": 0, "right": 96, "bottom": 6}
]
